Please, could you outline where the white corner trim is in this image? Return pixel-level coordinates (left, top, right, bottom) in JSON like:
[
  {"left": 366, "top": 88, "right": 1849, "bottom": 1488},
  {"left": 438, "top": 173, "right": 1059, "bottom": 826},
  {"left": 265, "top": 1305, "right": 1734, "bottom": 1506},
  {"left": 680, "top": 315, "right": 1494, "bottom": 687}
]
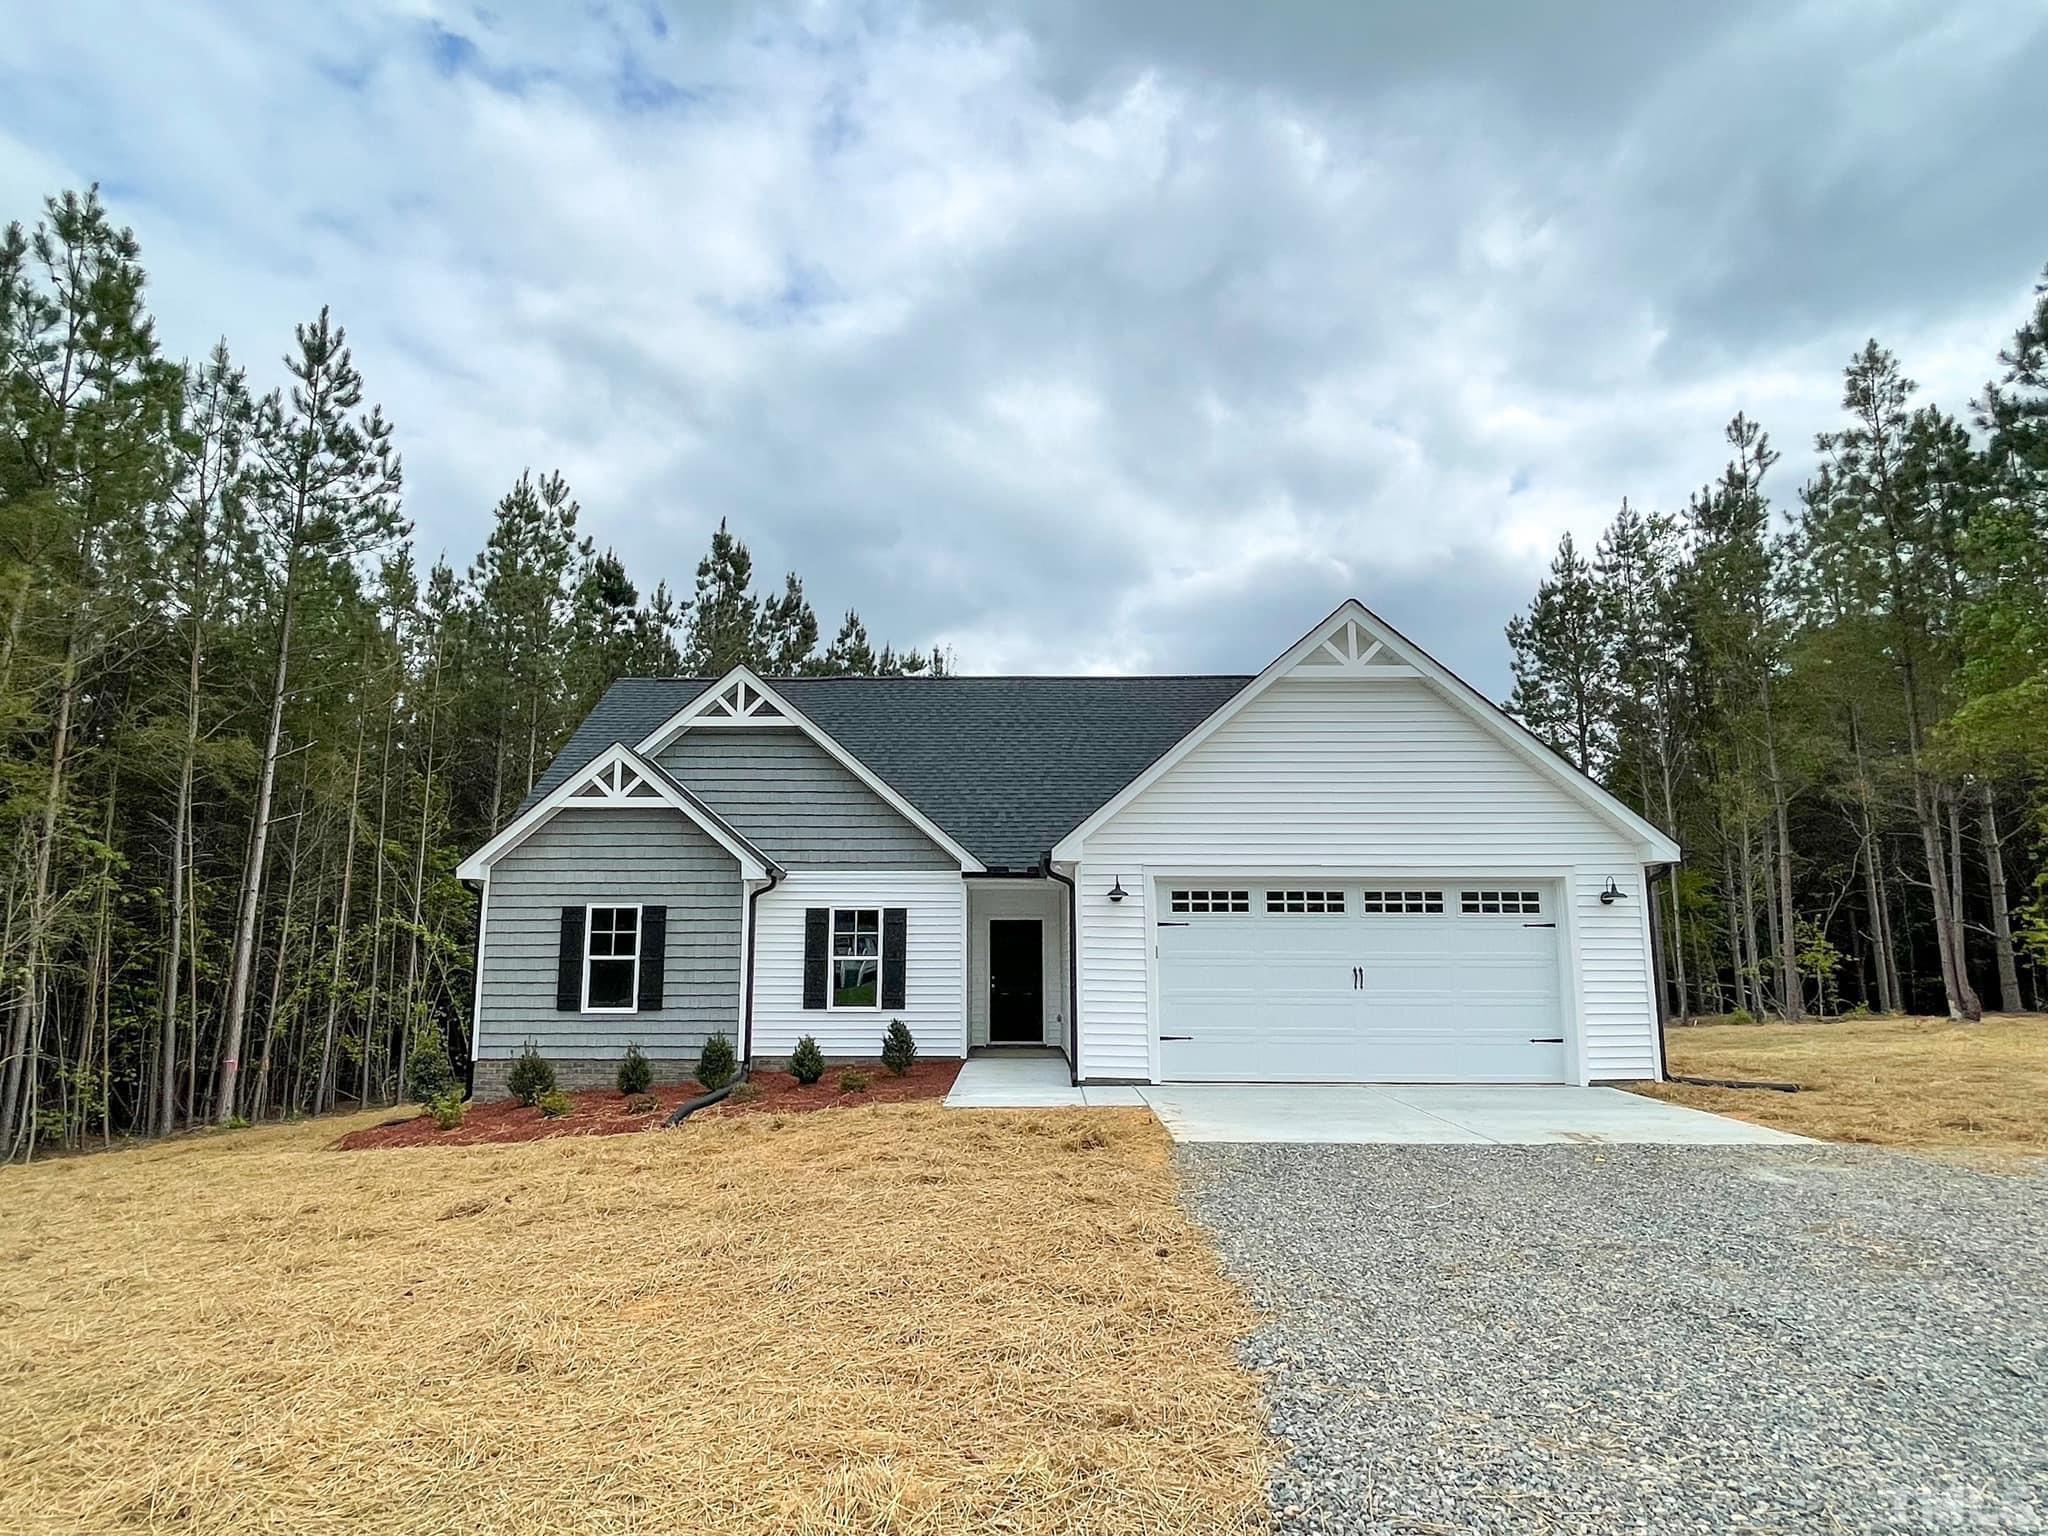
[
  {"left": 454, "top": 741, "right": 771, "bottom": 882},
  {"left": 634, "top": 665, "right": 987, "bottom": 873},
  {"left": 1050, "top": 598, "right": 1682, "bottom": 865}
]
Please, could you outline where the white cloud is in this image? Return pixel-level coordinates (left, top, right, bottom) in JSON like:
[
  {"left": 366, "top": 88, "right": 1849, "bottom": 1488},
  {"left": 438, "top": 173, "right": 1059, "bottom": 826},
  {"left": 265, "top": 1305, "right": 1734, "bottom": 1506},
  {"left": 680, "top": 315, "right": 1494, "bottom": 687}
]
[{"left": 0, "top": 0, "right": 2041, "bottom": 692}]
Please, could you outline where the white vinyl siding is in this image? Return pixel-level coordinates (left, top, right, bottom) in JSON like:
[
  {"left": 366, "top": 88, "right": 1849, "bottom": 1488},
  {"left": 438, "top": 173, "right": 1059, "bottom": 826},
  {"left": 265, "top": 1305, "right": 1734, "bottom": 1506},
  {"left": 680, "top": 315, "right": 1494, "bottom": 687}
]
[
  {"left": 751, "top": 872, "right": 967, "bottom": 1060},
  {"left": 1070, "top": 676, "right": 1659, "bottom": 1082}
]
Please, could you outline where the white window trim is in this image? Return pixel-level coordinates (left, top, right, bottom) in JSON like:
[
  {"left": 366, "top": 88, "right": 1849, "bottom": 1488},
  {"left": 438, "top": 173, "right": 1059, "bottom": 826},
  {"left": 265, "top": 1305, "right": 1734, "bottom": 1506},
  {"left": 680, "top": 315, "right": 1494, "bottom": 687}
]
[
  {"left": 827, "top": 906, "right": 884, "bottom": 1011},
  {"left": 582, "top": 902, "right": 643, "bottom": 1015}
]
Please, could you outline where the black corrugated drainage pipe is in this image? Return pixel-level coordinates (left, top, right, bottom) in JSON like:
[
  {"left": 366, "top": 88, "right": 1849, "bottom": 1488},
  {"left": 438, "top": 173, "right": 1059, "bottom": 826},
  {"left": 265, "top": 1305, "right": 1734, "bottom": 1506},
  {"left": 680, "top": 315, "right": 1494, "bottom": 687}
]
[
  {"left": 668, "top": 864, "right": 781, "bottom": 1128},
  {"left": 1044, "top": 857, "right": 1080, "bottom": 1087}
]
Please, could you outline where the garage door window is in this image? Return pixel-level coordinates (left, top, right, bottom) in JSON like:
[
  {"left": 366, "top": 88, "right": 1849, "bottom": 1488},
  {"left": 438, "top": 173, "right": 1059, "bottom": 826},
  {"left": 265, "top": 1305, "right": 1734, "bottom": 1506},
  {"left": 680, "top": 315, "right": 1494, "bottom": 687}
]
[
  {"left": 1169, "top": 889, "right": 1249, "bottom": 914},
  {"left": 1461, "top": 889, "right": 1541, "bottom": 915},
  {"left": 1266, "top": 889, "right": 1345, "bottom": 914},
  {"left": 1358, "top": 889, "right": 1444, "bottom": 914}
]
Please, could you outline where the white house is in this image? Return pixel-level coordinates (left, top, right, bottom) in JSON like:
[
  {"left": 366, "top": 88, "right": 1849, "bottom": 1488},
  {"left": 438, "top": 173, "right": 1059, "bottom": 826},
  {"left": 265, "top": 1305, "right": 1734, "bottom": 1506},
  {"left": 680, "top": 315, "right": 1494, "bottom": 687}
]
[{"left": 457, "top": 600, "right": 1681, "bottom": 1095}]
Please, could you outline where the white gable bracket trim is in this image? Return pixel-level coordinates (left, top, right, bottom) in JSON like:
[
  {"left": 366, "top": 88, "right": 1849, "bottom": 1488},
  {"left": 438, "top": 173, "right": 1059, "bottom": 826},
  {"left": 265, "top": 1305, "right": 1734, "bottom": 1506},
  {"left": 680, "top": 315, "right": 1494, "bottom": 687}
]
[
  {"left": 634, "top": 665, "right": 987, "bottom": 873},
  {"left": 1050, "top": 599, "right": 1682, "bottom": 864},
  {"left": 455, "top": 742, "right": 774, "bottom": 882}
]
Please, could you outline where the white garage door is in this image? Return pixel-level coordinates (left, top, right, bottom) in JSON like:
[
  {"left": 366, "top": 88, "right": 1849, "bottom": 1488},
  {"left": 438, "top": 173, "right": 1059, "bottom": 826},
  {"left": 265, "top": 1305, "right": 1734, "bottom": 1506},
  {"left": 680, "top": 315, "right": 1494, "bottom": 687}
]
[{"left": 1156, "top": 882, "right": 1567, "bottom": 1082}]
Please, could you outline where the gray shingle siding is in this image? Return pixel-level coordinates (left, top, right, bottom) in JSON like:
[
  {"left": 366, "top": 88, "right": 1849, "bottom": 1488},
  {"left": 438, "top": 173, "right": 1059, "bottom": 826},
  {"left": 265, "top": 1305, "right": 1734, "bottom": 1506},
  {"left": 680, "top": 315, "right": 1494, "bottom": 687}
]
[
  {"left": 656, "top": 728, "right": 954, "bottom": 869},
  {"left": 518, "top": 675, "right": 1251, "bottom": 870},
  {"left": 477, "top": 806, "right": 741, "bottom": 1062}
]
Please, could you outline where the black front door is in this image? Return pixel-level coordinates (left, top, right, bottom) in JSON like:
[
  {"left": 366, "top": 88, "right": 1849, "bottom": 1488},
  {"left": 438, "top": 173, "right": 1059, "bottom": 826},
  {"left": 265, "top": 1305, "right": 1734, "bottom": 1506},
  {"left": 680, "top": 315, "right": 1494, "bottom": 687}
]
[{"left": 988, "top": 920, "right": 1044, "bottom": 1043}]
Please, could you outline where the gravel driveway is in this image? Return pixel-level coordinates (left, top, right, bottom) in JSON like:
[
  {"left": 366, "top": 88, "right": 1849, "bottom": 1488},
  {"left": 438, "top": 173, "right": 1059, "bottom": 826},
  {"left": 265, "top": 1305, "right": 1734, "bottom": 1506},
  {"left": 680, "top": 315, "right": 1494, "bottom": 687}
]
[{"left": 1177, "top": 1145, "right": 2048, "bottom": 1535}]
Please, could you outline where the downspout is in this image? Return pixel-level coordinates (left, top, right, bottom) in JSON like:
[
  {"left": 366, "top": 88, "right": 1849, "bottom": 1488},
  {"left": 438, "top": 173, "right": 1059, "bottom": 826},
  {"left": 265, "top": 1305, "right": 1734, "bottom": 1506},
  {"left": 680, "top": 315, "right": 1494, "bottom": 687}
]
[
  {"left": 1044, "top": 857, "right": 1080, "bottom": 1086},
  {"left": 669, "top": 865, "right": 781, "bottom": 1126},
  {"left": 1645, "top": 862, "right": 1673, "bottom": 1081}
]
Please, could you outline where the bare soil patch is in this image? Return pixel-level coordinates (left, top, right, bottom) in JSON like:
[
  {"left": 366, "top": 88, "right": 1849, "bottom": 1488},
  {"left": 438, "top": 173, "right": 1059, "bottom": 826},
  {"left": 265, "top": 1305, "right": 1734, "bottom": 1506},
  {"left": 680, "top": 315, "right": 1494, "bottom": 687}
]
[
  {"left": 0, "top": 1101, "right": 1267, "bottom": 1535},
  {"left": 1631, "top": 1012, "right": 2046, "bottom": 1161},
  {"left": 336, "top": 1058, "right": 962, "bottom": 1149}
]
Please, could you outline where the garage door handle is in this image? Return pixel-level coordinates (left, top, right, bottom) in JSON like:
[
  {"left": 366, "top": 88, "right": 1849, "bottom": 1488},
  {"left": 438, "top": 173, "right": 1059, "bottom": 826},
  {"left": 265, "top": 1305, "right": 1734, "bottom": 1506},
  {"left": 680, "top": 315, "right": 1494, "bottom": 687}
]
[
  {"left": 1352, "top": 966, "right": 1363, "bottom": 989},
  {"left": 1530, "top": 1037, "right": 1564, "bottom": 1044},
  {"left": 1160, "top": 1035, "right": 1192, "bottom": 1042}
]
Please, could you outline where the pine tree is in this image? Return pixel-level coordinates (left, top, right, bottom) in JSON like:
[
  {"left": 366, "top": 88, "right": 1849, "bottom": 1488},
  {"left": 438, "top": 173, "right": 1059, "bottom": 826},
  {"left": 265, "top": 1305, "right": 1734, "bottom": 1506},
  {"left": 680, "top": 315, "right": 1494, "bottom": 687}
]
[
  {"left": 821, "top": 609, "right": 877, "bottom": 676},
  {"left": 758, "top": 571, "right": 819, "bottom": 673},
  {"left": 682, "top": 518, "right": 759, "bottom": 674},
  {"left": 214, "top": 307, "right": 406, "bottom": 1123},
  {"left": 1506, "top": 531, "right": 1609, "bottom": 773}
]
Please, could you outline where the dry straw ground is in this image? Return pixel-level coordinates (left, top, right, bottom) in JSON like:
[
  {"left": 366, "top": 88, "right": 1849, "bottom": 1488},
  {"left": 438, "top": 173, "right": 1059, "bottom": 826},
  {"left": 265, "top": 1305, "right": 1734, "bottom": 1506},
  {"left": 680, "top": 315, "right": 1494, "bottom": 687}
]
[
  {"left": 0, "top": 1103, "right": 1270, "bottom": 1534},
  {"left": 1637, "top": 1012, "right": 2047, "bottom": 1159}
]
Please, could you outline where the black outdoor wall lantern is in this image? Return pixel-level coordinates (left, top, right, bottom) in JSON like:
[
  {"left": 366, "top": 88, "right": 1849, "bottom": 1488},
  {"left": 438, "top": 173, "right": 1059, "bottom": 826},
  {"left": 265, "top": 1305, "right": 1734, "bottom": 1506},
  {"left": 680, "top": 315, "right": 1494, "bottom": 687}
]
[
  {"left": 1108, "top": 876, "right": 1127, "bottom": 902},
  {"left": 1599, "top": 876, "right": 1624, "bottom": 905}
]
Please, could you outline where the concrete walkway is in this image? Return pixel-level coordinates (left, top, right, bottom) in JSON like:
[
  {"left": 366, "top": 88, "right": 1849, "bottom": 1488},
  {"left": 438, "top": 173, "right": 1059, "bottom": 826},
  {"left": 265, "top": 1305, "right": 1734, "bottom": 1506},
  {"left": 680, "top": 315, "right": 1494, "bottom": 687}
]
[{"left": 943, "top": 1054, "right": 1808, "bottom": 1145}]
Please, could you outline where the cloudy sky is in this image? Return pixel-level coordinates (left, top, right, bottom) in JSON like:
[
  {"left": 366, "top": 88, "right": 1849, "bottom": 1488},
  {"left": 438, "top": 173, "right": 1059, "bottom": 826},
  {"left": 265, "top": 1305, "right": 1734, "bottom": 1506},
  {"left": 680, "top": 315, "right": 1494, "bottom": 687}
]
[{"left": 3, "top": 2, "right": 2043, "bottom": 692}]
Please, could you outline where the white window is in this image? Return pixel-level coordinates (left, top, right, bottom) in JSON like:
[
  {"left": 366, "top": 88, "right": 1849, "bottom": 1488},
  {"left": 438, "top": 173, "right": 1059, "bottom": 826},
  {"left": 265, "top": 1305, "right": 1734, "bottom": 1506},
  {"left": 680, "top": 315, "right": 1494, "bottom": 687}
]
[
  {"left": 1358, "top": 889, "right": 1444, "bottom": 915},
  {"left": 584, "top": 905, "right": 640, "bottom": 1012},
  {"left": 831, "top": 908, "right": 882, "bottom": 1009},
  {"left": 1461, "top": 889, "right": 1542, "bottom": 916},
  {"left": 1169, "top": 889, "right": 1250, "bottom": 914},
  {"left": 1267, "top": 889, "right": 1345, "bottom": 914}
]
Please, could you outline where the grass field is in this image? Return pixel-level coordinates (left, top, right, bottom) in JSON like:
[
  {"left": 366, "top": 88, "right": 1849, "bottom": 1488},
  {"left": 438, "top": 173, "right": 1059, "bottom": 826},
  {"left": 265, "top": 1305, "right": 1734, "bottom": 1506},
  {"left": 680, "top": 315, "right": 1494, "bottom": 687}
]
[
  {"left": 0, "top": 1104, "right": 1268, "bottom": 1535},
  {"left": 1637, "top": 1012, "right": 2047, "bottom": 1160}
]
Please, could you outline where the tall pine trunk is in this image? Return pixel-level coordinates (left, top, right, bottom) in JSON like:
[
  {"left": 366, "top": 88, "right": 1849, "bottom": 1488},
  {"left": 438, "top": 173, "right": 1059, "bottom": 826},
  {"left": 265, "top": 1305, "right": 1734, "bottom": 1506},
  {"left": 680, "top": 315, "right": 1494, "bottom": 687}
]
[
  {"left": 1759, "top": 673, "right": 1802, "bottom": 1019},
  {"left": 1979, "top": 783, "right": 2022, "bottom": 1013},
  {"left": 318, "top": 696, "right": 367, "bottom": 1113},
  {"left": 215, "top": 582, "right": 298, "bottom": 1122},
  {"left": 1, "top": 632, "right": 76, "bottom": 1155}
]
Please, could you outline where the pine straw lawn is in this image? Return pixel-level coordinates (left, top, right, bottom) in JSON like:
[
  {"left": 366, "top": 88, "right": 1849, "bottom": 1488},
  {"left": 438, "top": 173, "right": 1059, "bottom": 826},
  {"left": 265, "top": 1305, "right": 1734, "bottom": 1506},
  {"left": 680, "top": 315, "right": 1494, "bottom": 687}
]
[
  {"left": 0, "top": 1104, "right": 1270, "bottom": 1535},
  {"left": 1633, "top": 1012, "right": 2048, "bottom": 1161}
]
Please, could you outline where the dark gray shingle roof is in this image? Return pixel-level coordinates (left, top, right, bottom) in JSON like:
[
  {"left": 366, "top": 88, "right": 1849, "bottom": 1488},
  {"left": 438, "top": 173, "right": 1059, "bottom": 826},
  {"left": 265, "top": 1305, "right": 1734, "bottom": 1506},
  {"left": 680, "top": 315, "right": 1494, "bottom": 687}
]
[{"left": 527, "top": 674, "right": 1253, "bottom": 870}]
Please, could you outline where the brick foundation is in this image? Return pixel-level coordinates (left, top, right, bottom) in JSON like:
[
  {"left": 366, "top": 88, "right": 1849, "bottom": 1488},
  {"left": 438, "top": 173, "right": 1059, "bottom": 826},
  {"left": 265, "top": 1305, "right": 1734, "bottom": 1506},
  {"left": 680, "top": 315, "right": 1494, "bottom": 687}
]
[{"left": 471, "top": 1057, "right": 701, "bottom": 1100}]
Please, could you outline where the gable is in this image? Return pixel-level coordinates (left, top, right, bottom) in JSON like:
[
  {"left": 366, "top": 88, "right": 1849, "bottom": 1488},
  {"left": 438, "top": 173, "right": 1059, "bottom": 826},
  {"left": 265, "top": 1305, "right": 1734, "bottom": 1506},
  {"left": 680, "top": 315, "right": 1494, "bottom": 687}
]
[
  {"left": 1051, "top": 599, "right": 1679, "bottom": 863},
  {"left": 1076, "top": 674, "right": 1635, "bottom": 861},
  {"left": 657, "top": 728, "right": 957, "bottom": 871}
]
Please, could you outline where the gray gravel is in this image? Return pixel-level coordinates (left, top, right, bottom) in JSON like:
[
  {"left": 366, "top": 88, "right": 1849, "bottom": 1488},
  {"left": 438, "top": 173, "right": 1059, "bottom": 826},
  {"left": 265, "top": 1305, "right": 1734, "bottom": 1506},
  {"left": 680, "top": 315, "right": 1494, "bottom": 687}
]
[{"left": 1176, "top": 1145, "right": 2048, "bottom": 1535}]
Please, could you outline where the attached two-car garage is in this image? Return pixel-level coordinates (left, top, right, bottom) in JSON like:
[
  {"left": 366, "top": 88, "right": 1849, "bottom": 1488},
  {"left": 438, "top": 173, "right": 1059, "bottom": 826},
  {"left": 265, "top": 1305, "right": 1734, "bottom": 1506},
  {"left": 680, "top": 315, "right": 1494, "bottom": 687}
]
[{"left": 1154, "top": 880, "right": 1569, "bottom": 1083}]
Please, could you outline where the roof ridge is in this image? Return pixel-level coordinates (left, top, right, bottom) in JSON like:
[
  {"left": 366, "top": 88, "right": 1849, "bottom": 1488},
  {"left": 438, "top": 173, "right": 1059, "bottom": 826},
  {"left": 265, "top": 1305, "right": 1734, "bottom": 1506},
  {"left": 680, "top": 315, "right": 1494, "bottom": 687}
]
[{"left": 607, "top": 672, "right": 1257, "bottom": 683}]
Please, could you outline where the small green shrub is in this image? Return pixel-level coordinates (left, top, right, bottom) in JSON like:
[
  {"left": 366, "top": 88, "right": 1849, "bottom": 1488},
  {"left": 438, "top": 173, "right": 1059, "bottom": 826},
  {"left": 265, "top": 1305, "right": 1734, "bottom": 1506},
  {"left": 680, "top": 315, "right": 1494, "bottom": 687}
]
[
  {"left": 537, "top": 1089, "right": 574, "bottom": 1119},
  {"left": 506, "top": 1043, "right": 556, "bottom": 1106},
  {"left": 405, "top": 1025, "right": 458, "bottom": 1105},
  {"left": 625, "top": 1092, "right": 657, "bottom": 1115},
  {"left": 225, "top": 1114, "right": 251, "bottom": 1131},
  {"left": 727, "top": 1081, "right": 763, "bottom": 1103},
  {"left": 428, "top": 1089, "right": 467, "bottom": 1131},
  {"left": 789, "top": 1034, "right": 826, "bottom": 1084},
  {"left": 697, "top": 1032, "right": 738, "bottom": 1092},
  {"left": 839, "top": 1068, "right": 872, "bottom": 1093},
  {"left": 1726, "top": 1008, "right": 1757, "bottom": 1027},
  {"left": 880, "top": 1018, "right": 918, "bottom": 1076},
  {"left": 616, "top": 1042, "right": 652, "bottom": 1097}
]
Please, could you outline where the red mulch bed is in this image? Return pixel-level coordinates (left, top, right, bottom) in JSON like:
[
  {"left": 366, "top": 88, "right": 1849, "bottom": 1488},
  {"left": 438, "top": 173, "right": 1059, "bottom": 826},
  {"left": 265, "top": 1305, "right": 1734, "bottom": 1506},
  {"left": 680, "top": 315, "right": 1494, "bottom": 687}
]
[{"left": 334, "top": 1059, "right": 964, "bottom": 1150}]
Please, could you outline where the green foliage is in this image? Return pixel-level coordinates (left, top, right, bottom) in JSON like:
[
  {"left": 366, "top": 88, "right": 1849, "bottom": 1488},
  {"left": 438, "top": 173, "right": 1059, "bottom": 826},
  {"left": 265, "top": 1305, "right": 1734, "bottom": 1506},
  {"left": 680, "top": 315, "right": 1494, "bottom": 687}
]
[
  {"left": 506, "top": 1044, "right": 555, "bottom": 1107},
  {"left": 427, "top": 1089, "right": 466, "bottom": 1131},
  {"left": 789, "top": 1034, "right": 826, "bottom": 1085},
  {"left": 880, "top": 1018, "right": 917, "bottom": 1076},
  {"left": 616, "top": 1043, "right": 652, "bottom": 1097},
  {"left": 838, "top": 1068, "right": 871, "bottom": 1093},
  {"left": 695, "top": 1032, "right": 737, "bottom": 1093},
  {"left": 536, "top": 1089, "right": 573, "bottom": 1119},
  {"left": 404, "top": 1026, "right": 458, "bottom": 1105}
]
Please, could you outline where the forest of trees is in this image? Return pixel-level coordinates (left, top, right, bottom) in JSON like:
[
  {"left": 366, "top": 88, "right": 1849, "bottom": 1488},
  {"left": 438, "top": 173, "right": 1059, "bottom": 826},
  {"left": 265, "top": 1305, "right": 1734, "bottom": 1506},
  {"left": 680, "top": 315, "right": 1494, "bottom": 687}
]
[
  {"left": 0, "top": 188, "right": 945, "bottom": 1157},
  {"left": 1506, "top": 269, "right": 2048, "bottom": 1025}
]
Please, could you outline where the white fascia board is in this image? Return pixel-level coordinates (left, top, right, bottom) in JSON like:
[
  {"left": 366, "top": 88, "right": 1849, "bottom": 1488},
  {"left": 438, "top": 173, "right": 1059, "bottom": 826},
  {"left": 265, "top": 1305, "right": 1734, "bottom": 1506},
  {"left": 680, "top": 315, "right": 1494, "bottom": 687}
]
[
  {"left": 634, "top": 665, "right": 987, "bottom": 873},
  {"left": 454, "top": 741, "right": 772, "bottom": 882},
  {"left": 1051, "top": 598, "right": 1682, "bottom": 864}
]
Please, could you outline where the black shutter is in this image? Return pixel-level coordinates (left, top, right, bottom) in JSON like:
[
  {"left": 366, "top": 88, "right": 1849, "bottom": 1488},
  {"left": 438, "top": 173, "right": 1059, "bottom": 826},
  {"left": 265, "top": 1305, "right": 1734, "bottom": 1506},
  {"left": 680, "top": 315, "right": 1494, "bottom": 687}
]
[
  {"left": 556, "top": 907, "right": 584, "bottom": 1011},
  {"left": 802, "top": 908, "right": 829, "bottom": 1010},
  {"left": 637, "top": 906, "right": 666, "bottom": 1012},
  {"left": 880, "top": 907, "right": 907, "bottom": 1010}
]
